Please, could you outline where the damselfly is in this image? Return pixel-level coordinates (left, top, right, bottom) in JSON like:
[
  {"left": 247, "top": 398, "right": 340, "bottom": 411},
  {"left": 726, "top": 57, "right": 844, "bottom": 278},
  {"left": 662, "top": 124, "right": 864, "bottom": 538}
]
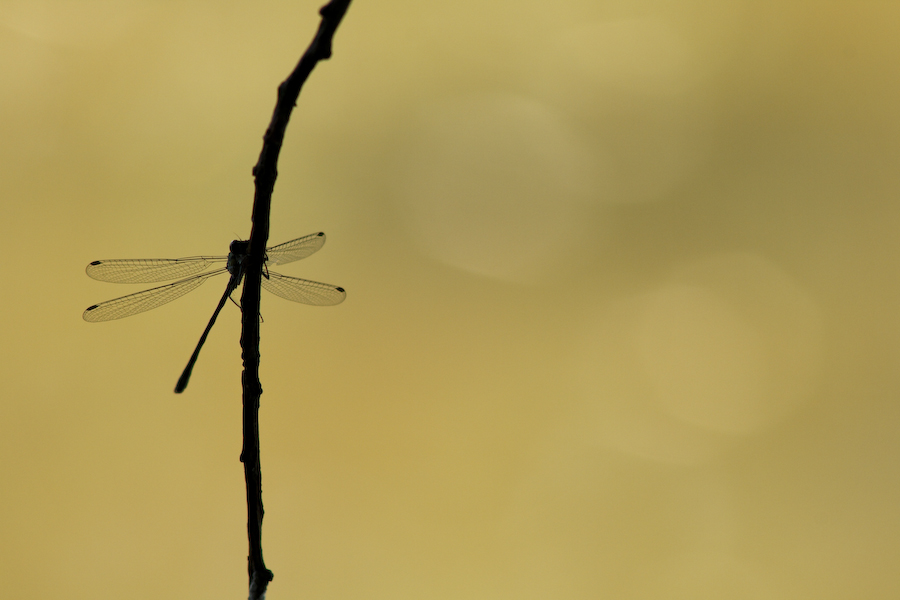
[{"left": 83, "top": 232, "right": 345, "bottom": 392}]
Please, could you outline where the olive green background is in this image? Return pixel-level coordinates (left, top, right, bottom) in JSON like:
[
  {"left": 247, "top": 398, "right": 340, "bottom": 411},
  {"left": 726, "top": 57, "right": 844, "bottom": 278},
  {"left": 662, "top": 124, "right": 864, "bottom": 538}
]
[{"left": 2, "top": 1, "right": 898, "bottom": 598}]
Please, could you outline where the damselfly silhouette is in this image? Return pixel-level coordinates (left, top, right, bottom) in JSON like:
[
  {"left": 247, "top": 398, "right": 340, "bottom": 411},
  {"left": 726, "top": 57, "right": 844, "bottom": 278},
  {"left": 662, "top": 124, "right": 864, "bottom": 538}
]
[{"left": 83, "top": 232, "right": 346, "bottom": 392}]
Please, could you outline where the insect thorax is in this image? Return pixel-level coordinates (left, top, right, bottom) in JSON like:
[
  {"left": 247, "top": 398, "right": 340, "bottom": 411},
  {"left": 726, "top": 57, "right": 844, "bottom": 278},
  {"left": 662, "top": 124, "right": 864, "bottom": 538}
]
[{"left": 228, "top": 240, "right": 250, "bottom": 276}]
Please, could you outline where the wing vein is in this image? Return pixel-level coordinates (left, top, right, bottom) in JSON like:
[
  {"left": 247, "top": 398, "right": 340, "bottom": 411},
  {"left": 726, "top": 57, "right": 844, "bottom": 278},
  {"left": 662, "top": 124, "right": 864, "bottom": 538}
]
[
  {"left": 265, "top": 232, "right": 326, "bottom": 267},
  {"left": 261, "top": 271, "right": 346, "bottom": 306},
  {"left": 83, "top": 269, "right": 228, "bottom": 322},
  {"left": 86, "top": 256, "right": 227, "bottom": 283}
]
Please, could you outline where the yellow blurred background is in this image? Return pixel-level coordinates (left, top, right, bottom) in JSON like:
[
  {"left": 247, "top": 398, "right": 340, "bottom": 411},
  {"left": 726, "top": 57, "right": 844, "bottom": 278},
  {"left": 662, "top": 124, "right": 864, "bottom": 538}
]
[{"left": 2, "top": 0, "right": 898, "bottom": 597}]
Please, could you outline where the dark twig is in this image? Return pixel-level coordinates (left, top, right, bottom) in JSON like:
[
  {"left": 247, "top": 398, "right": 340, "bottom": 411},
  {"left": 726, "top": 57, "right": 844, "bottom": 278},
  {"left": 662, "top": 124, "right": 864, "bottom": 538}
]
[{"left": 239, "top": 2, "right": 352, "bottom": 598}]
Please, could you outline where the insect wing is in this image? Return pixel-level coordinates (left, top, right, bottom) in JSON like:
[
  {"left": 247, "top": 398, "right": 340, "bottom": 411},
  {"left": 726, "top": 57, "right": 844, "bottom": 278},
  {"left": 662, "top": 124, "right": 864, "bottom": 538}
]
[
  {"left": 265, "top": 232, "right": 326, "bottom": 267},
  {"left": 86, "top": 256, "right": 226, "bottom": 283},
  {"left": 261, "top": 271, "right": 346, "bottom": 306},
  {"left": 83, "top": 269, "right": 227, "bottom": 322}
]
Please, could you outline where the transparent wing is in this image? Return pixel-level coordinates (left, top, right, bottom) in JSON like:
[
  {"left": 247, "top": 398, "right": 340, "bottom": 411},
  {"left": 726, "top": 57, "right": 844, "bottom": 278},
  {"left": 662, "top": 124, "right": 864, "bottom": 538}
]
[
  {"left": 86, "top": 256, "right": 227, "bottom": 283},
  {"left": 265, "top": 232, "right": 326, "bottom": 266},
  {"left": 261, "top": 272, "right": 346, "bottom": 306},
  {"left": 83, "top": 268, "right": 228, "bottom": 322}
]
